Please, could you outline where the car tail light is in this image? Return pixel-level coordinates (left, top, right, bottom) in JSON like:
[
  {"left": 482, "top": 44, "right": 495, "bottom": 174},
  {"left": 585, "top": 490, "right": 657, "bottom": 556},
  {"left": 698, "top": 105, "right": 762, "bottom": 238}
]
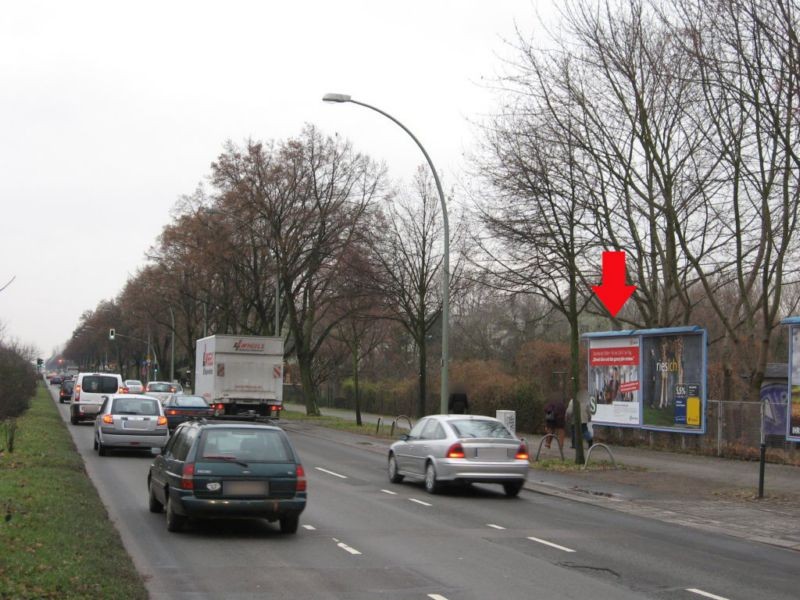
[
  {"left": 167, "top": 409, "right": 177, "bottom": 415},
  {"left": 446, "top": 443, "right": 466, "bottom": 459},
  {"left": 120, "top": 387, "right": 129, "bottom": 394},
  {"left": 296, "top": 464, "right": 307, "bottom": 492},
  {"left": 169, "top": 386, "right": 176, "bottom": 393},
  {"left": 157, "top": 416, "right": 168, "bottom": 426},
  {"left": 180, "top": 463, "right": 195, "bottom": 490},
  {"left": 102, "top": 414, "right": 114, "bottom": 424},
  {"left": 515, "top": 443, "right": 529, "bottom": 461}
]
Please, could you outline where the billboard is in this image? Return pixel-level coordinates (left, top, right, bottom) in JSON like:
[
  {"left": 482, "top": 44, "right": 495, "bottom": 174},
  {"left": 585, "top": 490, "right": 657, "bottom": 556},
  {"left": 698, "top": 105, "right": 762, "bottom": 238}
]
[
  {"left": 782, "top": 320, "right": 800, "bottom": 441},
  {"left": 584, "top": 327, "right": 707, "bottom": 434}
]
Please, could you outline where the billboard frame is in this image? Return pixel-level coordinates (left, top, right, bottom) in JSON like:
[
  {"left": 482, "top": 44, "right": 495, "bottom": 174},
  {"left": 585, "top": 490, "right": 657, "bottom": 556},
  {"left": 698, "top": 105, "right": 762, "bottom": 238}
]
[{"left": 582, "top": 326, "right": 708, "bottom": 435}]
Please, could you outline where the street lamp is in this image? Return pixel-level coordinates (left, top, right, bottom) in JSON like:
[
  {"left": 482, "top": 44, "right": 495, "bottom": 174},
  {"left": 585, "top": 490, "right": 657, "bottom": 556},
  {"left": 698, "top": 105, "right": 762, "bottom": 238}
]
[{"left": 322, "top": 93, "right": 451, "bottom": 415}]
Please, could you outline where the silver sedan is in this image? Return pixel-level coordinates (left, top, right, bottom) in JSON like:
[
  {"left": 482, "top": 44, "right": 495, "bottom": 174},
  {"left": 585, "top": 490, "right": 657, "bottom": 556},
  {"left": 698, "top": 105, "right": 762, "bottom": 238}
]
[
  {"left": 93, "top": 394, "right": 169, "bottom": 456},
  {"left": 387, "top": 414, "right": 530, "bottom": 496}
]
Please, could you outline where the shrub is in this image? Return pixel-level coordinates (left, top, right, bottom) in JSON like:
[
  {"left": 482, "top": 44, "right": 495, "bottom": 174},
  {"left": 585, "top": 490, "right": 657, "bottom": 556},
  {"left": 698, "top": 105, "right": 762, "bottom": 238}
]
[{"left": 0, "top": 344, "right": 37, "bottom": 420}]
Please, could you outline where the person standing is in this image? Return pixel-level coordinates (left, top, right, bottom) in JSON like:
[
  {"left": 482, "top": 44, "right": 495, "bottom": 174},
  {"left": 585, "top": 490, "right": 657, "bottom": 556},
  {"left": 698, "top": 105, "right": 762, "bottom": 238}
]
[{"left": 543, "top": 398, "right": 566, "bottom": 449}]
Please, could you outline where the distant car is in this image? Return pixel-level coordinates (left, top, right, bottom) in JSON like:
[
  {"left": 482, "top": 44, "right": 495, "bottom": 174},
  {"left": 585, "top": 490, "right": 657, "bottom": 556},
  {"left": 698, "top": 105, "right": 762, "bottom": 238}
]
[
  {"left": 93, "top": 394, "right": 169, "bottom": 456},
  {"left": 59, "top": 380, "right": 75, "bottom": 404},
  {"left": 147, "top": 420, "right": 306, "bottom": 533},
  {"left": 50, "top": 375, "right": 63, "bottom": 385},
  {"left": 125, "top": 379, "right": 144, "bottom": 393},
  {"left": 71, "top": 372, "right": 124, "bottom": 425},
  {"left": 145, "top": 381, "right": 183, "bottom": 404},
  {"left": 387, "top": 414, "right": 530, "bottom": 497},
  {"left": 162, "top": 395, "right": 214, "bottom": 430}
]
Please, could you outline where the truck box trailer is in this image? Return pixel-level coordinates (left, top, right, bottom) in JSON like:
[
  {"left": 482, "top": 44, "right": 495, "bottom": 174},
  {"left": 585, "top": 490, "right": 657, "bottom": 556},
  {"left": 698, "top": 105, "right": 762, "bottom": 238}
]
[{"left": 194, "top": 335, "right": 284, "bottom": 417}]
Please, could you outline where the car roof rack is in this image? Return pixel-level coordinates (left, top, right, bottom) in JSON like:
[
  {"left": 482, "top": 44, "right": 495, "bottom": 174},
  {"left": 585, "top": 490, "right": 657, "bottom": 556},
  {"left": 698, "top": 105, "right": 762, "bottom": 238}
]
[{"left": 189, "top": 414, "right": 280, "bottom": 426}]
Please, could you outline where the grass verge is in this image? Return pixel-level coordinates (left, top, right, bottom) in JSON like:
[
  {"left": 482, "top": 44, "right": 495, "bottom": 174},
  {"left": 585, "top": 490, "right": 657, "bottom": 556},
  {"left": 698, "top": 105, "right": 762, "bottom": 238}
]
[
  {"left": 0, "top": 383, "right": 148, "bottom": 599},
  {"left": 281, "top": 409, "right": 409, "bottom": 439},
  {"left": 532, "top": 457, "right": 645, "bottom": 472}
]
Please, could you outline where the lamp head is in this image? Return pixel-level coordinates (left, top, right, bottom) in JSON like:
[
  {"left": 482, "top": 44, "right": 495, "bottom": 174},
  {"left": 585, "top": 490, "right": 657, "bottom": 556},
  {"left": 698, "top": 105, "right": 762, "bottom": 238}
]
[{"left": 322, "top": 93, "right": 352, "bottom": 103}]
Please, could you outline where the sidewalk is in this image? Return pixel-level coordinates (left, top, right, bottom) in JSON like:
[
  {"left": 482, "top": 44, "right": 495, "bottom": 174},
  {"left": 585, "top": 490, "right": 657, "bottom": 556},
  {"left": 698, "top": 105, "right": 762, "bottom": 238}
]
[{"left": 285, "top": 403, "right": 800, "bottom": 551}]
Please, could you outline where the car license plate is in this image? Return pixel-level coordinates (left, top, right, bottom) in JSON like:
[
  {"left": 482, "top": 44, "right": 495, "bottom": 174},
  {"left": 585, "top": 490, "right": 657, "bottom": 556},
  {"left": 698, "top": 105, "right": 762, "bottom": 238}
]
[
  {"left": 478, "top": 448, "right": 508, "bottom": 460},
  {"left": 224, "top": 481, "right": 268, "bottom": 496},
  {"left": 123, "top": 421, "right": 148, "bottom": 430}
]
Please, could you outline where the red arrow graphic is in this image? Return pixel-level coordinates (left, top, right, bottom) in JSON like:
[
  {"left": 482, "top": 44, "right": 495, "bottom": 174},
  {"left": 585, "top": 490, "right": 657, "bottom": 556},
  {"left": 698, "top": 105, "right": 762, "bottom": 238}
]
[{"left": 592, "top": 251, "right": 636, "bottom": 317}]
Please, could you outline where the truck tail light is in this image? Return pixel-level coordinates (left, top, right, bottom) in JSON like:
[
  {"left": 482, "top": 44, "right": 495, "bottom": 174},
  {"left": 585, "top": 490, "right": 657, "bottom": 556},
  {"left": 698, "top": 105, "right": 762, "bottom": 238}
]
[
  {"left": 515, "top": 443, "right": 529, "bottom": 461},
  {"left": 296, "top": 464, "right": 307, "bottom": 492},
  {"left": 446, "top": 443, "right": 466, "bottom": 459},
  {"left": 180, "top": 463, "right": 195, "bottom": 490},
  {"left": 102, "top": 414, "right": 114, "bottom": 424}
]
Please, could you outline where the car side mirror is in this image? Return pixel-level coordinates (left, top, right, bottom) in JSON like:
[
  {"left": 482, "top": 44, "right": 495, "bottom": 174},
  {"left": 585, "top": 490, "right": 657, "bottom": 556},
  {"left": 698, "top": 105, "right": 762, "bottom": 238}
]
[
  {"left": 150, "top": 447, "right": 162, "bottom": 456},
  {"left": 399, "top": 434, "right": 410, "bottom": 441}
]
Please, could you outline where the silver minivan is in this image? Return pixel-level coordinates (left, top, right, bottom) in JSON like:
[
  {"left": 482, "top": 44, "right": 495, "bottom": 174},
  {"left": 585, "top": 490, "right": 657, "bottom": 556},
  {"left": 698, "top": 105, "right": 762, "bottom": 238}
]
[{"left": 71, "top": 373, "right": 123, "bottom": 424}]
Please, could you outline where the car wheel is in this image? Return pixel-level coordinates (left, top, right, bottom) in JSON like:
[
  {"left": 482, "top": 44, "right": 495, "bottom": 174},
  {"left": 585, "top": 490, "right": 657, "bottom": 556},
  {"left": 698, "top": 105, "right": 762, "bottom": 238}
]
[
  {"left": 93, "top": 436, "right": 98, "bottom": 450},
  {"left": 165, "top": 495, "right": 186, "bottom": 532},
  {"left": 148, "top": 480, "right": 164, "bottom": 513},
  {"left": 424, "top": 462, "right": 441, "bottom": 494},
  {"left": 98, "top": 439, "right": 108, "bottom": 456},
  {"left": 503, "top": 482, "right": 524, "bottom": 498},
  {"left": 388, "top": 454, "right": 404, "bottom": 484},
  {"left": 70, "top": 414, "right": 78, "bottom": 425},
  {"left": 279, "top": 515, "right": 299, "bottom": 534}
]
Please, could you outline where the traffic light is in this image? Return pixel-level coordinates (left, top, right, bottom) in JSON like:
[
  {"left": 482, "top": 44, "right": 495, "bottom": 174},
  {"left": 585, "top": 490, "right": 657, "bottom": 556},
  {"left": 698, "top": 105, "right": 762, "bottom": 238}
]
[
  {"left": 36, "top": 358, "right": 43, "bottom": 366},
  {"left": 109, "top": 328, "right": 115, "bottom": 340}
]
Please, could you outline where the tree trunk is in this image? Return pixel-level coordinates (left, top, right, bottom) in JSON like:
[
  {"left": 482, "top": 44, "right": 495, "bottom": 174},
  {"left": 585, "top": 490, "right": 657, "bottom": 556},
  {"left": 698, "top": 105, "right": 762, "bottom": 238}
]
[
  {"left": 417, "top": 335, "right": 427, "bottom": 419},
  {"left": 353, "top": 347, "right": 362, "bottom": 426},
  {"left": 297, "top": 351, "right": 320, "bottom": 416}
]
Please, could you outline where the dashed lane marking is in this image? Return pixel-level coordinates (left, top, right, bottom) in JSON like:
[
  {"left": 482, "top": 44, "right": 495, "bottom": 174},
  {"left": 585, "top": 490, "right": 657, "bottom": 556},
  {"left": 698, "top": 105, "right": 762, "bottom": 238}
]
[
  {"left": 302, "top": 524, "right": 316, "bottom": 530},
  {"left": 409, "top": 498, "right": 432, "bottom": 507},
  {"left": 428, "top": 595, "right": 449, "bottom": 600},
  {"left": 486, "top": 523, "right": 506, "bottom": 530},
  {"left": 527, "top": 536, "right": 576, "bottom": 553},
  {"left": 380, "top": 489, "right": 398, "bottom": 495},
  {"left": 314, "top": 467, "right": 348, "bottom": 479},
  {"left": 686, "top": 589, "right": 730, "bottom": 600}
]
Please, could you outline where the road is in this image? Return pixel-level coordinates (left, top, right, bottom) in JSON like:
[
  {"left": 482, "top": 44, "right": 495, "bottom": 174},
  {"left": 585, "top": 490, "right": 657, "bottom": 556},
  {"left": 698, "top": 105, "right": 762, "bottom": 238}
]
[{"left": 46, "top": 386, "right": 798, "bottom": 600}]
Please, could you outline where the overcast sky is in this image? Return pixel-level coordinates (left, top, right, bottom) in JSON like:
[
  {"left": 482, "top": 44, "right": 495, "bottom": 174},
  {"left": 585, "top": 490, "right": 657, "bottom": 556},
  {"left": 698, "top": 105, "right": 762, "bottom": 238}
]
[{"left": 1, "top": 0, "right": 556, "bottom": 358}]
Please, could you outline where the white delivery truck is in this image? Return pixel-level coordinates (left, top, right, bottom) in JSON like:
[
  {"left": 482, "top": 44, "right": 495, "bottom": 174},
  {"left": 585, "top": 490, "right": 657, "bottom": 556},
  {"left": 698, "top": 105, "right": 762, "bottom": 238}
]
[{"left": 194, "top": 334, "right": 284, "bottom": 417}]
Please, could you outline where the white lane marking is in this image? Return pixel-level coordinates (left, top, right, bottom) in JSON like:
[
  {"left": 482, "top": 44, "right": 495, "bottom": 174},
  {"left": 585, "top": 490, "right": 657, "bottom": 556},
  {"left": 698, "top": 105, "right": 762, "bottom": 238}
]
[
  {"left": 380, "top": 489, "right": 398, "bottom": 495},
  {"left": 428, "top": 595, "right": 449, "bottom": 600},
  {"left": 337, "top": 542, "right": 362, "bottom": 555},
  {"left": 409, "top": 498, "right": 432, "bottom": 506},
  {"left": 527, "top": 536, "right": 576, "bottom": 553},
  {"left": 302, "top": 524, "right": 316, "bottom": 530},
  {"left": 486, "top": 523, "right": 506, "bottom": 530},
  {"left": 315, "top": 467, "right": 348, "bottom": 479},
  {"left": 686, "top": 589, "right": 730, "bottom": 600}
]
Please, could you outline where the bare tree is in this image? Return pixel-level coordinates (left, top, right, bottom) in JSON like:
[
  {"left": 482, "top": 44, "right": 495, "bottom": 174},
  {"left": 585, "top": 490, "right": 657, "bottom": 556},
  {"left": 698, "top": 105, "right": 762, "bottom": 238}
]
[{"left": 211, "top": 125, "right": 385, "bottom": 415}]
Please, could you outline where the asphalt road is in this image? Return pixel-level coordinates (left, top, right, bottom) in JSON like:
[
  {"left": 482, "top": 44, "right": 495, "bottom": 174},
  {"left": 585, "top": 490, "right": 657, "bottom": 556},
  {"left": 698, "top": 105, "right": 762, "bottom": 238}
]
[{"left": 47, "top": 386, "right": 799, "bottom": 600}]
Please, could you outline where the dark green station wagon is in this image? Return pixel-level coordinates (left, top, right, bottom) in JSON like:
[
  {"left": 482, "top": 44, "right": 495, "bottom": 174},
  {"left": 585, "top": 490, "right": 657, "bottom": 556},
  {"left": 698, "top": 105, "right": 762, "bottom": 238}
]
[{"left": 147, "top": 419, "right": 307, "bottom": 533}]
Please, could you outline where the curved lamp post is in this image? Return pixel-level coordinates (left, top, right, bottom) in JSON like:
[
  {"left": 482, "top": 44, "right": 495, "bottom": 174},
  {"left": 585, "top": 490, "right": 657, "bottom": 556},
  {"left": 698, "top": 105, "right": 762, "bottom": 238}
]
[{"left": 322, "top": 93, "right": 450, "bottom": 415}]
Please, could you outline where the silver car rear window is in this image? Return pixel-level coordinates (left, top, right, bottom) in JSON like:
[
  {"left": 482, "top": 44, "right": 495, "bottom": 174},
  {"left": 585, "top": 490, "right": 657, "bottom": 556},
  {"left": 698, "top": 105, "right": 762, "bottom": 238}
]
[
  {"left": 112, "top": 397, "right": 160, "bottom": 415},
  {"left": 173, "top": 396, "right": 208, "bottom": 408},
  {"left": 448, "top": 419, "right": 513, "bottom": 439}
]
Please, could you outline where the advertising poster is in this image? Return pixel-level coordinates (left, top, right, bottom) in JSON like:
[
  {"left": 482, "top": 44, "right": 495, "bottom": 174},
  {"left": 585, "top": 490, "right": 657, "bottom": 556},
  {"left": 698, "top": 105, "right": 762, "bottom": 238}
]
[
  {"left": 789, "top": 325, "right": 800, "bottom": 440},
  {"left": 640, "top": 333, "right": 704, "bottom": 430},
  {"left": 587, "top": 337, "right": 641, "bottom": 426}
]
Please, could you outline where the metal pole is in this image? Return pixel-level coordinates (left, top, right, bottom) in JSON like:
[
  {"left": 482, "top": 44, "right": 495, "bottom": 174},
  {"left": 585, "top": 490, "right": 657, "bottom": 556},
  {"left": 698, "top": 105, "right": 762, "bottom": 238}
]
[
  {"left": 758, "top": 398, "right": 766, "bottom": 499},
  {"left": 275, "top": 278, "right": 280, "bottom": 337},
  {"left": 203, "top": 302, "right": 208, "bottom": 338},
  {"left": 340, "top": 98, "right": 450, "bottom": 415},
  {"left": 169, "top": 307, "right": 175, "bottom": 383},
  {"left": 147, "top": 328, "right": 151, "bottom": 383}
]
